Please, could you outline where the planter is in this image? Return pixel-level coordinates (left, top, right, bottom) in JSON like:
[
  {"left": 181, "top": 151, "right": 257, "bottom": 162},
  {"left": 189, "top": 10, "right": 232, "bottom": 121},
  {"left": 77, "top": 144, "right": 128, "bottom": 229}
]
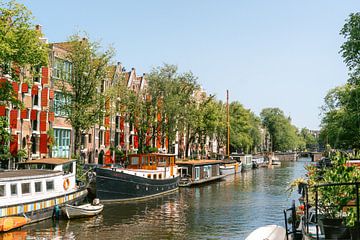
[{"left": 323, "top": 218, "right": 350, "bottom": 239}]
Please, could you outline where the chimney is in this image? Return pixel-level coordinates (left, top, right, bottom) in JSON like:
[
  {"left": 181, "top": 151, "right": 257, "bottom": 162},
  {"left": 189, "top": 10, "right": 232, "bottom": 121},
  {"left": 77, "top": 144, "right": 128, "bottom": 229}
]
[{"left": 35, "top": 24, "right": 42, "bottom": 33}]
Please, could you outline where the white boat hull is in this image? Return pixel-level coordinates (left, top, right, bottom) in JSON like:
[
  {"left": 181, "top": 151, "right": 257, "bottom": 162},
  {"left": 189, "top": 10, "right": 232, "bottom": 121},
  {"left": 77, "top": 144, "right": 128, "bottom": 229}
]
[
  {"left": 63, "top": 204, "right": 103, "bottom": 219},
  {"left": 245, "top": 225, "right": 287, "bottom": 240}
]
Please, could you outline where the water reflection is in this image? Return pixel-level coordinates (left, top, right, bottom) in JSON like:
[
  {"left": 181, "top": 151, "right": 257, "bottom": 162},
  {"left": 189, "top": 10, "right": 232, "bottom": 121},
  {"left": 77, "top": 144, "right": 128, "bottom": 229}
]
[{"left": 3, "top": 158, "right": 309, "bottom": 239}]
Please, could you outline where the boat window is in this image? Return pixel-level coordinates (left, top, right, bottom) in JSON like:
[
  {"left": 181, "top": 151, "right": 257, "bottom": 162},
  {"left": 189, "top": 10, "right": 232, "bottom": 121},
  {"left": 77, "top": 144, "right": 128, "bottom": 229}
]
[
  {"left": 10, "top": 184, "right": 17, "bottom": 196},
  {"left": 63, "top": 163, "right": 73, "bottom": 175},
  {"left": 46, "top": 180, "right": 54, "bottom": 191},
  {"left": 131, "top": 157, "right": 139, "bottom": 165},
  {"left": 35, "top": 181, "right": 42, "bottom": 193},
  {"left": 0, "top": 185, "right": 5, "bottom": 197},
  {"left": 195, "top": 167, "right": 200, "bottom": 180},
  {"left": 21, "top": 183, "right": 30, "bottom": 195}
]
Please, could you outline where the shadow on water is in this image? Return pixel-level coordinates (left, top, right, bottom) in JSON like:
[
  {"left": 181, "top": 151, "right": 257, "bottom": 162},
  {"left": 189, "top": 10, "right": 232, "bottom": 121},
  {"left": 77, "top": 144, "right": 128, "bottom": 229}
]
[{"left": 8, "top": 157, "right": 310, "bottom": 240}]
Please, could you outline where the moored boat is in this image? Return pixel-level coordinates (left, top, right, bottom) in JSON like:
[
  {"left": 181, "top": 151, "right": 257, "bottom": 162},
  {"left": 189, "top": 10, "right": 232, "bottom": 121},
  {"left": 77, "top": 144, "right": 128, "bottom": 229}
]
[
  {"left": 245, "top": 225, "right": 287, "bottom": 240},
  {"left": 230, "top": 153, "right": 253, "bottom": 171},
  {"left": 220, "top": 159, "right": 242, "bottom": 175},
  {"left": 96, "top": 153, "right": 179, "bottom": 202},
  {"left": 177, "top": 159, "right": 225, "bottom": 187},
  {"left": 62, "top": 200, "right": 103, "bottom": 219},
  {"left": 0, "top": 158, "right": 87, "bottom": 226}
]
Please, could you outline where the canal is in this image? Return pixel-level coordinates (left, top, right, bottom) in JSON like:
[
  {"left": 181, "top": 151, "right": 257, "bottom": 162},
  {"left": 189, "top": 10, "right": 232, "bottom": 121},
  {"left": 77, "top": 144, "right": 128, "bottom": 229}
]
[{"left": 5, "top": 158, "right": 309, "bottom": 239}]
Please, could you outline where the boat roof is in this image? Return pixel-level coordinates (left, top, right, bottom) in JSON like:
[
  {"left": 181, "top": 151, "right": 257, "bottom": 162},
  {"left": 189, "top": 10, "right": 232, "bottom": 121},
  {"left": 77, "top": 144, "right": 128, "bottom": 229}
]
[
  {"left": 128, "top": 153, "right": 176, "bottom": 157},
  {"left": 0, "top": 169, "right": 62, "bottom": 181},
  {"left": 21, "top": 158, "right": 76, "bottom": 165},
  {"left": 176, "top": 159, "right": 223, "bottom": 166}
]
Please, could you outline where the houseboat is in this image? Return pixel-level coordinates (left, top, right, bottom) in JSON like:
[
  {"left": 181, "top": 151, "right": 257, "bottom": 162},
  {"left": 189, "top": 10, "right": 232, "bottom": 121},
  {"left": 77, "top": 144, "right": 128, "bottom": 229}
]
[
  {"left": 96, "top": 153, "right": 180, "bottom": 202},
  {"left": 220, "top": 159, "right": 242, "bottom": 175},
  {"left": 0, "top": 158, "right": 87, "bottom": 227},
  {"left": 176, "top": 160, "right": 225, "bottom": 187},
  {"left": 230, "top": 153, "right": 253, "bottom": 171}
]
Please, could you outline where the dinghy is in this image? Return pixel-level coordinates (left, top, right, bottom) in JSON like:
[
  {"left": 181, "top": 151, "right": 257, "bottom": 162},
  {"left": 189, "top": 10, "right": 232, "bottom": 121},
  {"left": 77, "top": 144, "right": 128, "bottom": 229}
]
[
  {"left": 62, "top": 199, "right": 103, "bottom": 219},
  {"left": 245, "top": 225, "right": 287, "bottom": 240}
]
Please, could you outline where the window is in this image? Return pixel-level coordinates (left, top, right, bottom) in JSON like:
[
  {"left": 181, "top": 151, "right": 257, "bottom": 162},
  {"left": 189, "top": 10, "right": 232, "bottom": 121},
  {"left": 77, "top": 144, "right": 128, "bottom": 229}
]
[
  {"left": 21, "top": 183, "right": 30, "bottom": 194},
  {"left": 195, "top": 167, "right": 200, "bottom": 180},
  {"left": 33, "top": 66, "right": 41, "bottom": 82},
  {"left": 35, "top": 182, "right": 42, "bottom": 193},
  {"left": 63, "top": 163, "right": 73, "bottom": 174},
  {"left": 54, "top": 92, "right": 67, "bottom": 116},
  {"left": 33, "top": 94, "right": 39, "bottom": 107},
  {"left": 115, "top": 132, "right": 119, "bottom": 147},
  {"left": 131, "top": 157, "right": 139, "bottom": 165},
  {"left": 88, "top": 134, "right": 92, "bottom": 144},
  {"left": 115, "top": 116, "right": 120, "bottom": 129},
  {"left": 53, "top": 58, "right": 72, "bottom": 81},
  {"left": 98, "top": 131, "right": 103, "bottom": 148},
  {"left": 0, "top": 185, "right": 5, "bottom": 197},
  {"left": 32, "top": 111, "right": 39, "bottom": 131},
  {"left": 46, "top": 180, "right": 54, "bottom": 191},
  {"left": 52, "top": 129, "right": 71, "bottom": 158},
  {"left": 10, "top": 184, "right": 17, "bottom": 196}
]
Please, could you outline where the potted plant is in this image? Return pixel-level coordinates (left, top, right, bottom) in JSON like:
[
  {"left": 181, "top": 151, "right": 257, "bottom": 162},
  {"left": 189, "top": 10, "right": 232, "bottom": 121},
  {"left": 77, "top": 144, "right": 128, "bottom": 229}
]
[{"left": 316, "top": 153, "right": 360, "bottom": 239}]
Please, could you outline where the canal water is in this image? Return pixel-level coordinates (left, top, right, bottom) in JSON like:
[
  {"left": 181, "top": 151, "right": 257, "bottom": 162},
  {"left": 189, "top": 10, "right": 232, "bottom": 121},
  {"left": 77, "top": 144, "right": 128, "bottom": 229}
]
[{"left": 4, "top": 157, "right": 310, "bottom": 240}]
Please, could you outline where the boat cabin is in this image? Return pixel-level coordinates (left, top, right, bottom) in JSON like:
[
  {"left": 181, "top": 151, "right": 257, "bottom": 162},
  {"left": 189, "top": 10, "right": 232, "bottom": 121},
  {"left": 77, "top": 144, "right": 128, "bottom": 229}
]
[
  {"left": 176, "top": 160, "right": 222, "bottom": 181},
  {"left": 0, "top": 158, "right": 80, "bottom": 209},
  {"left": 127, "top": 154, "right": 175, "bottom": 169}
]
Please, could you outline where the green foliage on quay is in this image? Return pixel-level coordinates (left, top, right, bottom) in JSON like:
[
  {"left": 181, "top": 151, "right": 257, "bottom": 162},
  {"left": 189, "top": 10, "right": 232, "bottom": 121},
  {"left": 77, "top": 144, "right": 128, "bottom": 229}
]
[
  {"left": 260, "top": 108, "right": 305, "bottom": 152},
  {"left": 320, "top": 13, "right": 360, "bottom": 149}
]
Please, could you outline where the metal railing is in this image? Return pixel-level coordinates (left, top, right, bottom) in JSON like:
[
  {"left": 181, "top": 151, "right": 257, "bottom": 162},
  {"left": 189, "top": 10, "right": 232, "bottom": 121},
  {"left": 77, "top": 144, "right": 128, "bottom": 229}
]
[
  {"left": 303, "top": 182, "right": 360, "bottom": 240},
  {"left": 284, "top": 200, "right": 302, "bottom": 240}
]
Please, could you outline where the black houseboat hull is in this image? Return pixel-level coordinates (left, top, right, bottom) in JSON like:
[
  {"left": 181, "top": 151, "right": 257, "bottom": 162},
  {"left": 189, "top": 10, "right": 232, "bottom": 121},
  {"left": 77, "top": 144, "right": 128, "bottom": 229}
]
[{"left": 96, "top": 168, "right": 180, "bottom": 202}]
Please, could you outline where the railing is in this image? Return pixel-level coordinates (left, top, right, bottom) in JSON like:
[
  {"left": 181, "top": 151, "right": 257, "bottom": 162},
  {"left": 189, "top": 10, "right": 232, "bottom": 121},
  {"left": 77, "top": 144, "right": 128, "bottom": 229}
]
[
  {"left": 303, "top": 182, "right": 360, "bottom": 240},
  {"left": 284, "top": 200, "right": 302, "bottom": 240}
]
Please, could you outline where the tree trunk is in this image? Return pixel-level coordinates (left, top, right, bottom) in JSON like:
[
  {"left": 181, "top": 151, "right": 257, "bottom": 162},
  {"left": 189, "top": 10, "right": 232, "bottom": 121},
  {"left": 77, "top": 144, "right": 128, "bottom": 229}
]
[{"left": 74, "top": 128, "right": 82, "bottom": 159}]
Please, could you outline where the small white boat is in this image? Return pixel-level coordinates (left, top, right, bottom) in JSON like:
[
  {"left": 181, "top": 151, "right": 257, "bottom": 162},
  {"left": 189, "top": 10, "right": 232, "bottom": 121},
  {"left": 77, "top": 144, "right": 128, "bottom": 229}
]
[
  {"left": 62, "top": 200, "right": 103, "bottom": 219},
  {"left": 245, "top": 225, "right": 287, "bottom": 240}
]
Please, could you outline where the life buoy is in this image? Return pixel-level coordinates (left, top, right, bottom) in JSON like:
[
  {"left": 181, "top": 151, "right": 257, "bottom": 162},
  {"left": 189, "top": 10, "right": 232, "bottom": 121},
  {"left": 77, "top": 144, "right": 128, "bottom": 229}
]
[{"left": 63, "top": 178, "right": 70, "bottom": 190}]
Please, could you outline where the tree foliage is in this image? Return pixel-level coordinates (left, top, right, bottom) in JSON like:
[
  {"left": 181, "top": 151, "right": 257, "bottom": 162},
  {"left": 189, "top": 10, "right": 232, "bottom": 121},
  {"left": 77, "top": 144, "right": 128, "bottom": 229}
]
[
  {"left": 0, "top": 0, "right": 47, "bottom": 76},
  {"left": 0, "top": 1, "right": 47, "bottom": 164},
  {"left": 320, "top": 13, "right": 360, "bottom": 149},
  {"left": 260, "top": 108, "right": 302, "bottom": 151},
  {"left": 229, "top": 102, "right": 261, "bottom": 153},
  {"left": 56, "top": 34, "right": 114, "bottom": 156}
]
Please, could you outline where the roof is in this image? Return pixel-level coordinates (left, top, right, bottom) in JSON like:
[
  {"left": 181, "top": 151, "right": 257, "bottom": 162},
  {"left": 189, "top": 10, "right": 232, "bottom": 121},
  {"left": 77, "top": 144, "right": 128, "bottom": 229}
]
[
  {"left": 0, "top": 169, "right": 62, "bottom": 180},
  {"left": 22, "top": 158, "right": 76, "bottom": 165},
  {"left": 50, "top": 41, "right": 73, "bottom": 51},
  {"left": 176, "top": 159, "right": 223, "bottom": 166}
]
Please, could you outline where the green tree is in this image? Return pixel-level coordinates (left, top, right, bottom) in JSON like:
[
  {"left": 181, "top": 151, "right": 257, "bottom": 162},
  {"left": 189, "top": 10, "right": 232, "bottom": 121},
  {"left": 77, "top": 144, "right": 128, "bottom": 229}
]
[
  {"left": 320, "top": 13, "right": 360, "bottom": 149},
  {"left": 229, "top": 102, "right": 261, "bottom": 154},
  {"left": 147, "top": 64, "right": 198, "bottom": 153},
  {"left": 0, "top": 1, "right": 47, "bottom": 166},
  {"left": 300, "top": 128, "right": 317, "bottom": 151},
  {"left": 55, "top": 35, "right": 114, "bottom": 157},
  {"left": 260, "top": 108, "right": 302, "bottom": 151}
]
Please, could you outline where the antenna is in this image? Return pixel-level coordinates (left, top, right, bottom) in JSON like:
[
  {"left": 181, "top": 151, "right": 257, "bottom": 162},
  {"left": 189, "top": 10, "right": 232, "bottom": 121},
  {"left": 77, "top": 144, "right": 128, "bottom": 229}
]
[{"left": 227, "top": 90, "right": 230, "bottom": 158}]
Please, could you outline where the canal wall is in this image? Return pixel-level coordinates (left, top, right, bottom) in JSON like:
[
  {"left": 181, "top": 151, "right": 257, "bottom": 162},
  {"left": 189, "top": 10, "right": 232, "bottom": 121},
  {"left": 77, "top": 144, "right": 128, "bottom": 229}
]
[
  {"left": 274, "top": 153, "right": 297, "bottom": 161},
  {"left": 310, "top": 152, "right": 323, "bottom": 162}
]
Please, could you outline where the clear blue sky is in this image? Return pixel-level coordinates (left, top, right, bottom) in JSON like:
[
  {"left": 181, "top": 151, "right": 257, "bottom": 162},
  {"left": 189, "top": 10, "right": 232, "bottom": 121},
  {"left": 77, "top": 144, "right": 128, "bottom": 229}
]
[{"left": 18, "top": 0, "right": 360, "bottom": 130}]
